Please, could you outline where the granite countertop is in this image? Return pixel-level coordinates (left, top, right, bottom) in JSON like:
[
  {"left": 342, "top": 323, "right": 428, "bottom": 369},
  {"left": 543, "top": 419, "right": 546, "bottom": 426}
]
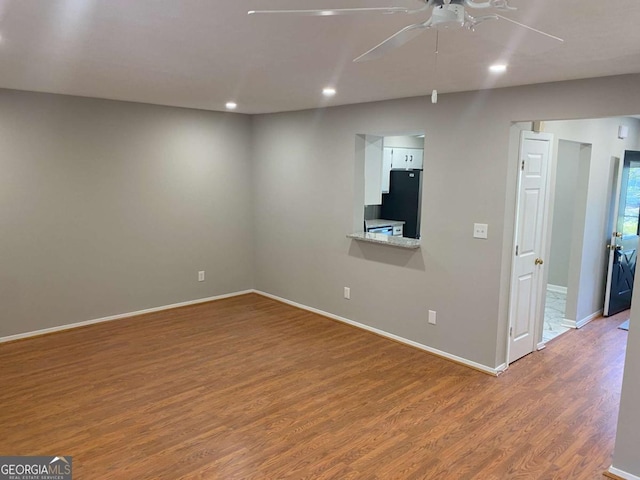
[
  {"left": 365, "top": 219, "right": 406, "bottom": 229},
  {"left": 347, "top": 232, "right": 420, "bottom": 250}
]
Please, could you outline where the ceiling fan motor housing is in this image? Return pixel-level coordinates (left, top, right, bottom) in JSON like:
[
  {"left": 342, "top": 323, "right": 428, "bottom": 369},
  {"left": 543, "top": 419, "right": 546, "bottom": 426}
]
[{"left": 432, "top": 4, "right": 465, "bottom": 29}]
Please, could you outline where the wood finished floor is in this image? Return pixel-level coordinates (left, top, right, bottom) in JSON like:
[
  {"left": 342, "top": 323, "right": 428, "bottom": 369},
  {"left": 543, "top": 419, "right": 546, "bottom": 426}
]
[{"left": 0, "top": 293, "right": 629, "bottom": 479}]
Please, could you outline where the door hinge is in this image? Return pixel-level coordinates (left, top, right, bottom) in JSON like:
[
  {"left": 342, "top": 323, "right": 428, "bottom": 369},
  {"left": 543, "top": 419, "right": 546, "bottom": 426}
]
[
  {"left": 510, "top": 326, "right": 513, "bottom": 337},
  {"left": 521, "top": 159, "right": 525, "bottom": 171},
  {"left": 515, "top": 245, "right": 519, "bottom": 256}
]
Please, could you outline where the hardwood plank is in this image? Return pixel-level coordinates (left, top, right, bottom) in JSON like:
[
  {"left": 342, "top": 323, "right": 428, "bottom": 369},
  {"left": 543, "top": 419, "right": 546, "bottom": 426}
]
[{"left": 0, "top": 293, "right": 629, "bottom": 479}]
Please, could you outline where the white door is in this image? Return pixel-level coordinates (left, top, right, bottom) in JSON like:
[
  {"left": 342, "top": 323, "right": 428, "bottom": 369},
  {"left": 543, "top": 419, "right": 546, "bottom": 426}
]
[{"left": 509, "top": 131, "right": 553, "bottom": 364}]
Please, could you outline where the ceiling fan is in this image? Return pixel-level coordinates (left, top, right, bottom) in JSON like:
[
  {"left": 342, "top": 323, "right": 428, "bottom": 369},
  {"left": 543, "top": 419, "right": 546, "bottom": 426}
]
[{"left": 248, "top": 0, "right": 563, "bottom": 63}]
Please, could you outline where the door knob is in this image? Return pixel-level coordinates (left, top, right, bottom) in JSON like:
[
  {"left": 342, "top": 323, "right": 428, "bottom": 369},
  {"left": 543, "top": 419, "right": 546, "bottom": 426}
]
[
  {"left": 615, "top": 232, "right": 623, "bottom": 238},
  {"left": 535, "top": 258, "right": 544, "bottom": 265}
]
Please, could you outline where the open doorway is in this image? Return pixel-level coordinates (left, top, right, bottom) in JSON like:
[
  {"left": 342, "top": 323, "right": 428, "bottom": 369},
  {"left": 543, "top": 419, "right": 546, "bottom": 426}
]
[
  {"left": 603, "top": 150, "right": 640, "bottom": 319},
  {"left": 542, "top": 140, "right": 592, "bottom": 342},
  {"left": 508, "top": 116, "right": 640, "bottom": 364}
]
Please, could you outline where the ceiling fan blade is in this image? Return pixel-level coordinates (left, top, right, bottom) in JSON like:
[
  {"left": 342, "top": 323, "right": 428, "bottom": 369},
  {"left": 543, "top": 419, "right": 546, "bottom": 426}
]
[
  {"left": 353, "top": 19, "right": 432, "bottom": 62},
  {"left": 248, "top": 6, "right": 414, "bottom": 16},
  {"left": 464, "top": 0, "right": 516, "bottom": 11},
  {"left": 495, "top": 14, "right": 564, "bottom": 42}
]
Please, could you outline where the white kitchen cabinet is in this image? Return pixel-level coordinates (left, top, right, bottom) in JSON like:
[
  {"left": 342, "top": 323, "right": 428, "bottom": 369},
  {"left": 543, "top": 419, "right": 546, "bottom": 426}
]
[
  {"left": 389, "top": 147, "right": 423, "bottom": 170},
  {"left": 408, "top": 148, "right": 423, "bottom": 169}
]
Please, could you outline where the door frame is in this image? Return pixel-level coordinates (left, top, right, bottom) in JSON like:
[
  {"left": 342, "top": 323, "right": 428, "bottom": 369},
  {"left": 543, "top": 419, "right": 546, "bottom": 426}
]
[
  {"left": 505, "top": 130, "right": 555, "bottom": 365},
  {"left": 604, "top": 155, "right": 624, "bottom": 316}
]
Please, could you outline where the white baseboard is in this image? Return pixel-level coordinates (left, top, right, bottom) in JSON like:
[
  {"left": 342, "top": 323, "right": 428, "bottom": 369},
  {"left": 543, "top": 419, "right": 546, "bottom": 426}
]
[
  {"left": 608, "top": 466, "right": 640, "bottom": 480},
  {"left": 547, "top": 284, "right": 568, "bottom": 295},
  {"left": 494, "top": 363, "right": 508, "bottom": 375},
  {"left": 0, "top": 290, "right": 254, "bottom": 344},
  {"left": 537, "top": 341, "right": 546, "bottom": 350},
  {"left": 254, "top": 290, "right": 502, "bottom": 376},
  {"left": 560, "top": 318, "right": 576, "bottom": 329},
  {"left": 561, "top": 309, "right": 603, "bottom": 329},
  {"left": 3, "top": 288, "right": 504, "bottom": 376}
]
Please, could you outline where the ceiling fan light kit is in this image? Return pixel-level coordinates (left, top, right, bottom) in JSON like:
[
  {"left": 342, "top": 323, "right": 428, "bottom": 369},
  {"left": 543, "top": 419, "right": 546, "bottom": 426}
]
[{"left": 431, "top": 3, "right": 465, "bottom": 29}]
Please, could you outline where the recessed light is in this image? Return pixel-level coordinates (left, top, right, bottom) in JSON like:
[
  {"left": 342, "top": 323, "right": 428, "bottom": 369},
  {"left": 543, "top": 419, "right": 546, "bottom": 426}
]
[
  {"left": 489, "top": 64, "right": 508, "bottom": 73},
  {"left": 322, "top": 87, "right": 336, "bottom": 97},
  {"left": 225, "top": 101, "right": 237, "bottom": 110}
]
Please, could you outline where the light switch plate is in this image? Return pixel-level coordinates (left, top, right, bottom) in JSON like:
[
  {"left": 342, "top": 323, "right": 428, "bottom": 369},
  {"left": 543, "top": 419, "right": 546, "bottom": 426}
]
[{"left": 473, "top": 223, "right": 488, "bottom": 239}]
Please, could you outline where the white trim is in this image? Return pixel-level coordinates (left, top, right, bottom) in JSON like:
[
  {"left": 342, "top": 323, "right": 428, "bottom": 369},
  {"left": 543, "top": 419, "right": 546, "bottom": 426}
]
[
  {"left": 255, "top": 290, "right": 502, "bottom": 376},
  {"left": 494, "top": 363, "right": 508, "bottom": 375},
  {"left": 561, "top": 309, "right": 602, "bottom": 329},
  {"left": 537, "top": 341, "right": 546, "bottom": 350},
  {"left": 608, "top": 466, "right": 640, "bottom": 480},
  {"left": 546, "top": 284, "right": 568, "bottom": 295},
  {"left": 0, "top": 290, "right": 254, "bottom": 344},
  {"left": 3, "top": 288, "right": 504, "bottom": 376},
  {"left": 604, "top": 155, "right": 625, "bottom": 317}
]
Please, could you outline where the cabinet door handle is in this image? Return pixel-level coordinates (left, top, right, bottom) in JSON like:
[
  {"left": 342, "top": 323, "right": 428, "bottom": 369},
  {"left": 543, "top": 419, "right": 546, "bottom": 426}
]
[{"left": 410, "top": 155, "right": 413, "bottom": 162}]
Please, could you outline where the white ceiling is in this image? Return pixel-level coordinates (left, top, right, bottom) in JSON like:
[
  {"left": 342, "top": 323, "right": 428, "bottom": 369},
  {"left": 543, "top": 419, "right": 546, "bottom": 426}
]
[{"left": 0, "top": 0, "right": 639, "bottom": 114}]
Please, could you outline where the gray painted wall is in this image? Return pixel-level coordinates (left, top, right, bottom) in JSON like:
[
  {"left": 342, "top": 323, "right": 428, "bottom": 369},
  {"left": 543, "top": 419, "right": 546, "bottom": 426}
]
[
  {"left": 547, "top": 140, "right": 580, "bottom": 288},
  {"left": 252, "top": 75, "right": 640, "bottom": 370},
  {"left": 0, "top": 89, "right": 254, "bottom": 337},
  {"left": 611, "top": 120, "right": 640, "bottom": 478},
  {"left": 252, "top": 96, "right": 510, "bottom": 369},
  {"left": 613, "top": 245, "right": 640, "bottom": 476}
]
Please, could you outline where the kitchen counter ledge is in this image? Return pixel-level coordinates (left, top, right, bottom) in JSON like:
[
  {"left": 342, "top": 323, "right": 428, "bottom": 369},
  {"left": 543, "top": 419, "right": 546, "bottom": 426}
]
[{"left": 347, "top": 232, "right": 421, "bottom": 250}]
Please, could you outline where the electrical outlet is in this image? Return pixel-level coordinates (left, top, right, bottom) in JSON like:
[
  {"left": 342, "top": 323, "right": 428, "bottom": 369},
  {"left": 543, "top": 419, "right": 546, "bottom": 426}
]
[
  {"left": 428, "top": 310, "right": 437, "bottom": 325},
  {"left": 198, "top": 271, "right": 205, "bottom": 282},
  {"left": 344, "top": 287, "right": 351, "bottom": 300},
  {"left": 473, "top": 223, "right": 488, "bottom": 239}
]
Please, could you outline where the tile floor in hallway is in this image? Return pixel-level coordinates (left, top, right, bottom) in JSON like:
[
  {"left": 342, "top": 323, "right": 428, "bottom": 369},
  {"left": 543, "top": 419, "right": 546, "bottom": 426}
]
[{"left": 544, "top": 288, "right": 571, "bottom": 343}]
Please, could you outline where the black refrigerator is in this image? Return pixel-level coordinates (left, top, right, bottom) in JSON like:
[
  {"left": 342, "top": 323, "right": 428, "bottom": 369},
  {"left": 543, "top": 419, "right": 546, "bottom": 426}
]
[{"left": 381, "top": 170, "right": 422, "bottom": 239}]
